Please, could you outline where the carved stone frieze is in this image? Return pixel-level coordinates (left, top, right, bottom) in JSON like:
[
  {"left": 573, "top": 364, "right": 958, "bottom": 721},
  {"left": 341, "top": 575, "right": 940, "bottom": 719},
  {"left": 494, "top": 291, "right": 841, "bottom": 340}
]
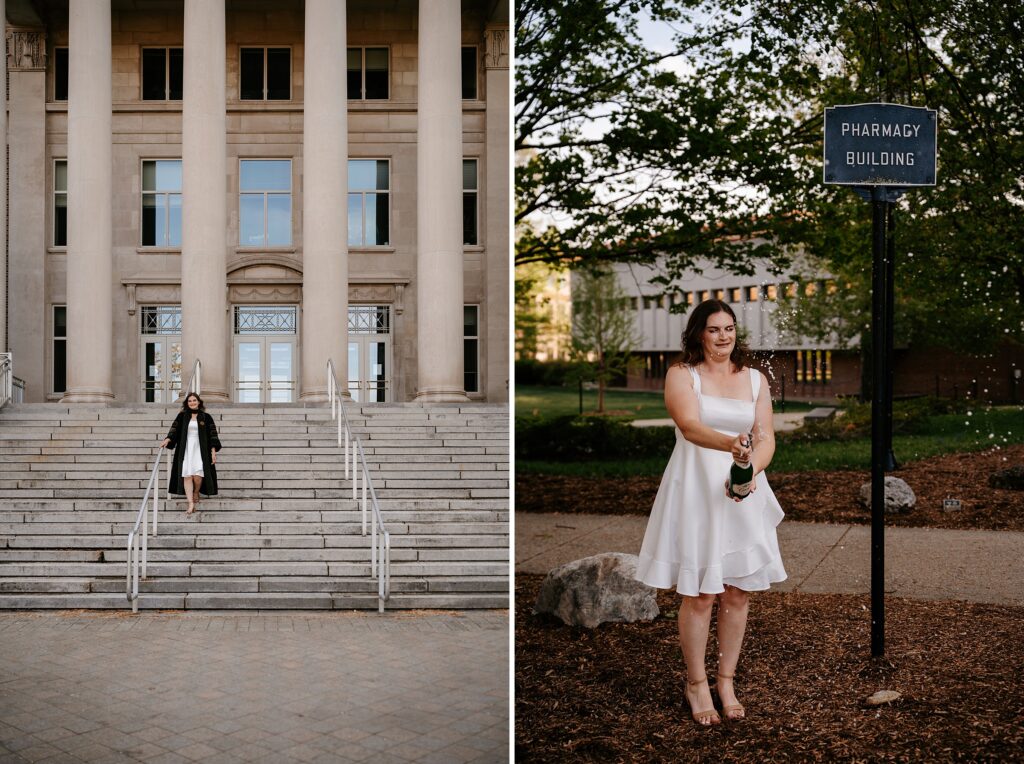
[
  {"left": 484, "top": 27, "right": 509, "bottom": 69},
  {"left": 134, "top": 284, "right": 182, "bottom": 304},
  {"left": 230, "top": 285, "right": 302, "bottom": 303},
  {"left": 6, "top": 29, "right": 46, "bottom": 71},
  {"left": 349, "top": 285, "right": 395, "bottom": 304}
]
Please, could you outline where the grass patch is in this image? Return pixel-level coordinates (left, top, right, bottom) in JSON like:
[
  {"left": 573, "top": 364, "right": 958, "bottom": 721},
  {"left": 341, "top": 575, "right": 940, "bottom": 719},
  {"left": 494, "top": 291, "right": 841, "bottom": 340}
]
[
  {"left": 517, "top": 406, "right": 1024, "bottom": 477},
  {"left": 515, "top": 384, "right": 825, "bottom": 420}
]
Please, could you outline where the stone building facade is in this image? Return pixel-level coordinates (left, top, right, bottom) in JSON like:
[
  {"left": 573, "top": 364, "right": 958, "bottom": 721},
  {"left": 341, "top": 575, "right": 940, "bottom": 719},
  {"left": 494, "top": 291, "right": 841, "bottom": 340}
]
[{"left": 2, "top": 0, "right": 509, "bottom": 404}]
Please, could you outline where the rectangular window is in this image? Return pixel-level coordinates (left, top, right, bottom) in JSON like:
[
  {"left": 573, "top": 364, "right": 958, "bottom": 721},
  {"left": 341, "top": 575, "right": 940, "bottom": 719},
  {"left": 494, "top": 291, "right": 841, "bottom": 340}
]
[
  {"left": 239, "top": 159, "right": 292, "bottom": 246},
  {"left": 729, "top": 287, "right": 742, "bottom": 302},
  {"left": 54, "top": 160, "right": 67, "bottom": 247},
  {"left": 686, "top": 292, "right": 695, "bottom": 306},
  {"left": 348, "top": 305, "right": 390, "bottom": 334},
  {"left": 348, "top": 159, "right": 390, "bottom": 246},
  {"left": 347, "top": 47, "right": 389, "bottom": 100},
  {"left": 463, "top": 159, "right": 478, "bottom": 245},
  {"left": 796, "top": 350, "right": 831, "bottom": 384},
  {"left": 55, "top": 47, "right": 69, "bottom": 101},
  {"left": 784, "top": 283, "right": 798, "bottom": 298},
  {"left": 746, "top": 285, "right": 759, "bottom": 302},
  {"left": 699, "top": 290, "right": 709, "bottom": 302},
  {"left": 53, "top": 306, "right": 67, "bottom": 394},
  {"left": 464, "top": 305, "right": 479, "bottom": 393},
  {"left": 240, "top": 47, "right": 291, "bottom": 100},
  {"left": 142, "top": 160, "right": 183, "bottom": 246},
  {"left": 461, "top": 46, "right": 478, "bottom": 99},
  {"left": 142, "top": 48, "right": 183, "bottom": 100},
  {"left": 765, "top": 284, "right": 778, "bottom": 301},
  {"left": 713, "top": 288, "right": 725, "bottom": 300}
]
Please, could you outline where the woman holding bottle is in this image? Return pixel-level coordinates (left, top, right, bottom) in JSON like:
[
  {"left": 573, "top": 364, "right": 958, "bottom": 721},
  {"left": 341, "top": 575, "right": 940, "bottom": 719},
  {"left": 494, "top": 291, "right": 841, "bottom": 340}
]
[{"left": 635, "top": 299, "right": 787, "bottom": 726}]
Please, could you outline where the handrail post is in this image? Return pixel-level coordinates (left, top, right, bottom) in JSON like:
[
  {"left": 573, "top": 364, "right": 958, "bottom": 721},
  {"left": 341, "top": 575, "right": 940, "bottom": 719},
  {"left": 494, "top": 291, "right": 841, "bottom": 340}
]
[{"left": 371, "top": 515, "right": 377, "bottom": 580}]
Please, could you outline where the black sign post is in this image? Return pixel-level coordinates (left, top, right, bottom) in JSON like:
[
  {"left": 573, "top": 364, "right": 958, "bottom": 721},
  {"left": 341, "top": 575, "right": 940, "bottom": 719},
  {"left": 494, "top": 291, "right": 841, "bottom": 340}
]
[{"left": 824, "top": 103, "right": 937, "bottom": 657}]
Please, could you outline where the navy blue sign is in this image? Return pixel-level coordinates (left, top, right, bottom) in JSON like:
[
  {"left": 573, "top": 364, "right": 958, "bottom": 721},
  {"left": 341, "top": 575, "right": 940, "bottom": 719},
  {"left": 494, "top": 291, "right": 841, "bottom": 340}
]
[{"left": 823, "top": 103, "right": 937, "bottom": 186}]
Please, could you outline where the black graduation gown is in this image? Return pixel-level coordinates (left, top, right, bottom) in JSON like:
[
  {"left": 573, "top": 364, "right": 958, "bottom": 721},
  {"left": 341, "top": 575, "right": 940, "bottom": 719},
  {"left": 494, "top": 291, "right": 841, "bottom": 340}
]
[{"left": 165, "top": 411, "right": 222, "bottom": 496}]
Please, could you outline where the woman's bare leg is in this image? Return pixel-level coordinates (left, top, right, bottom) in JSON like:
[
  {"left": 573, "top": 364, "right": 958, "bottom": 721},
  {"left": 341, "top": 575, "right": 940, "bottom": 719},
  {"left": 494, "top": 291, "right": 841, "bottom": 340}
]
[
  {"left": 191, "top": 476, "right": 203, "bottom": 507},
  {"left": 716, "top": 585, "right": 750, "bottom": 717},
  {"left": 183, "top": 478, "right": 194, "bottom": 512},
  {"left": 679, "top": 593, "right": 718, "bottom": 723}
]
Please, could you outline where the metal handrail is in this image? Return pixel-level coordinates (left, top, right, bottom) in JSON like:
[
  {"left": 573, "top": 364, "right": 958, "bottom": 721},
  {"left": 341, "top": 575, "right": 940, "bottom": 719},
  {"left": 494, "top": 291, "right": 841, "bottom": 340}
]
[
  {"left": 0, "top": 353, "right": 12, "bottom": 409},
  {"left": 327, "top": 359, "right": 391, "bottom": 612},
  {"left": 126, "top": 445, "right": 171, "bottom": 613}
]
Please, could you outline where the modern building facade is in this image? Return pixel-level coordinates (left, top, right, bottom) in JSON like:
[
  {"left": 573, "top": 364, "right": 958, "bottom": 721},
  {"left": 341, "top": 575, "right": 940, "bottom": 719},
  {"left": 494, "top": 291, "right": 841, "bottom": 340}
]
[
  {"left": 613, "top": 260, "right": 1023, "bottom": 404},
  {"left": 2, "top": 0, "right": 509, "bottom": 405}
]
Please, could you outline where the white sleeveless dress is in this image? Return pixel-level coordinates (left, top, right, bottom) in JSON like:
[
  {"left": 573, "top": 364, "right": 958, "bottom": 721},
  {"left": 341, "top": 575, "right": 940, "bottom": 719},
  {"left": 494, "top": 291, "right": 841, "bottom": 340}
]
[
  {"left": 635, "top": 366, "right": 787, "bottom": 595},
  {"left": 181, "top": 418, "right": 204, "bottom": 478}
]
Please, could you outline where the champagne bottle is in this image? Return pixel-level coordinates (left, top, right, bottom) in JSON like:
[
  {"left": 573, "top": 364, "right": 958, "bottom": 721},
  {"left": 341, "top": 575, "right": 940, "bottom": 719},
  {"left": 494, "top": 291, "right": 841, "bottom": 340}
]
[{"left": 726, "top": 432, "right": 755, "bottom": 500}]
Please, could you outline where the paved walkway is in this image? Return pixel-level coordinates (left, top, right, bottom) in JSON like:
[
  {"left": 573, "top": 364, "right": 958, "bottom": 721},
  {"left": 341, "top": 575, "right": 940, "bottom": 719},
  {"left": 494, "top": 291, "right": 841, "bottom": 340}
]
[
  {"left": 0, "top": 611, "right": 508, "bottom": 764},
  {"left": 516, "top": 513, "right": 1024, "bottom": 606},
  {"left": 632, "top": 412, "right": 808, "bottom": 431}
]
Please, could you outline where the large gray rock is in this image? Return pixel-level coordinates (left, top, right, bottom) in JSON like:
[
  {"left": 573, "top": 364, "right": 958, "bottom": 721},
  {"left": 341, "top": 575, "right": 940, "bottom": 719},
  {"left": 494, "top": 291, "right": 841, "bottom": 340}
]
[
  {"left": 858, "top": 476, "right": 916, "bottom": 514},
  {"left": 534, "top": 553, "right": 659, "bottom": 628}
]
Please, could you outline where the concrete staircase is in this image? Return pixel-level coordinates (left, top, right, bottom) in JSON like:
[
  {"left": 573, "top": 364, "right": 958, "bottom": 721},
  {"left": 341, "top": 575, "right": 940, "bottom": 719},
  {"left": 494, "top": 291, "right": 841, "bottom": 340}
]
[{"left": 0, "top": 402, "right": 509, "bottom": 610}]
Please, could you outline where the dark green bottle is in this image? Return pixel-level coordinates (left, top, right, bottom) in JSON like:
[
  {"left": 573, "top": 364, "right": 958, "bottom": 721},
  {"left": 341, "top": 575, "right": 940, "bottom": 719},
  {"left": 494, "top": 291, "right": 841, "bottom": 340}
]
[{"left": 727, "top": 432, "right": 754, "bottom": 500}]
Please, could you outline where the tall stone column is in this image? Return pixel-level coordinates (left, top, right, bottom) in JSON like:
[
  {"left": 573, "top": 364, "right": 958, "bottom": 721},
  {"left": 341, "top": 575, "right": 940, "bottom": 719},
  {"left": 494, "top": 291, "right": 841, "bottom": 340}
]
[
  {"left": 300, "top": 0, "right": 347, "bottom": 402},
  {"left": 181, "top": 0, "right": 229, "bottom": 401},
  {"left": 0, "top": 0, "right": 7, "bottom": 356},
  {"left": 484, "top": 24, "right": 509, "bottom": 402},
  {"left": 5, "top": 26, "right": 45, "bottom": 400},
  {"left": 415, "top": 0, "right": 468, "bottom": 401},
  {"left": 63, "top": 0, "right": 113, "bottom": 402}
]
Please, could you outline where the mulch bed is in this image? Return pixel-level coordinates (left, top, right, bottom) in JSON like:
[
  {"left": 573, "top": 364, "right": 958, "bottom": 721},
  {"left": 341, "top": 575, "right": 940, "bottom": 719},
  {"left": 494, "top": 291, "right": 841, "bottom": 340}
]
[
  {"left": 515, "top": 574, "right": 1024, "bottom": 762},
  {"left": 515, "top": 445, "right": 1024, "bottom": 531}
]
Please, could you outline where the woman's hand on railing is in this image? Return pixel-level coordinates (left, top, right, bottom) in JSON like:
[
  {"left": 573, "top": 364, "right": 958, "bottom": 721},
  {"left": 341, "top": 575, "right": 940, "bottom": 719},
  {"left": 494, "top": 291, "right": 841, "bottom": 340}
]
[
  {"left": 159, "top": 438, "right": 170, "bottom": 449},
  {"left": 211, "top": 450, "right": 217, "bottom": 465}
]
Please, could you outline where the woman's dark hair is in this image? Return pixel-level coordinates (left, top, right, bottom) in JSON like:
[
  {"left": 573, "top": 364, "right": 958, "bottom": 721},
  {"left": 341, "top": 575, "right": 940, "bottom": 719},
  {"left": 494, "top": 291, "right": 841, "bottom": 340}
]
[
  {"left": 180, "top": 392, "right": 205, "bottom": 413},
  {"left": 679, "top": 299, "right": 750, "bottom": 370}
]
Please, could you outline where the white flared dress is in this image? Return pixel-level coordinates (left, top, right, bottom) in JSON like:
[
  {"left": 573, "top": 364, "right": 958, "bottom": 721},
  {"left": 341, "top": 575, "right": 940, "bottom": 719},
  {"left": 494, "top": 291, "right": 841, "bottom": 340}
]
[
  {"left": 635, "top": 366, "right": 787, "bottom": 595},
  {"left": 181, "top": 418, "right": 204, "bottom": 478}
]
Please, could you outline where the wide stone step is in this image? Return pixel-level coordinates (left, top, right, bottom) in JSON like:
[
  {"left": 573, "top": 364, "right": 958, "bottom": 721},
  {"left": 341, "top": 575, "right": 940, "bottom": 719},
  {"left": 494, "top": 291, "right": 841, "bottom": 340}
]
[
  {"left": 0, "top": 402, "right": 509, "bottom": 610},
  {"left": 0, "top": 591, "right": 507, "bottom": 609}
]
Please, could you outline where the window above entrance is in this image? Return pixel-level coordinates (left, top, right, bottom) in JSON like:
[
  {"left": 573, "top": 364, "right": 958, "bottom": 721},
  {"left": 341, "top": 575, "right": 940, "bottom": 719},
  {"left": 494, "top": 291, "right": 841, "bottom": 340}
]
[
  {"left": 349, "top": 306, "right": 390, "bottom": 335},
  {"left": 234, "top": 306, "right": 297, "bottom": 335},
  {"left": 141, "top": 306, "right": 182, "bottom": 335}
]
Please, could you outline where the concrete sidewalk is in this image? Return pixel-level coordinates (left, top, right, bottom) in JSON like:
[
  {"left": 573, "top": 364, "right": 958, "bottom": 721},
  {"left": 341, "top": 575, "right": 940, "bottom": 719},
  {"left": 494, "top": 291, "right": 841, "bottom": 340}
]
[
  {"left": 0, "top": 610, "right": 508, "bottom": 763},
  {"left": 516, "top": 513, "right": 1024, "bottom": 606}
]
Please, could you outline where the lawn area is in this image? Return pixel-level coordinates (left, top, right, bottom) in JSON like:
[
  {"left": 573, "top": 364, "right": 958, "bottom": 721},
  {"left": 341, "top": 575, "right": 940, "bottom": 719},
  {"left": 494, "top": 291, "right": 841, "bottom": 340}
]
[
  {"left": 517, "top": 406, "right": 1024, "bottom": 477},
  {"left": 515, "top": 384, "right": 823, "bottom": 421}
]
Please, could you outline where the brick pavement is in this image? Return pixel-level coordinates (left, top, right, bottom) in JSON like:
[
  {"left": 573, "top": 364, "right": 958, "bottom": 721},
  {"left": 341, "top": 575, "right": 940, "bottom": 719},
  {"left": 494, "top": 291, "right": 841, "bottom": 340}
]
[{"left": 0, "top": 610, "right": 509, "bottom": 763}]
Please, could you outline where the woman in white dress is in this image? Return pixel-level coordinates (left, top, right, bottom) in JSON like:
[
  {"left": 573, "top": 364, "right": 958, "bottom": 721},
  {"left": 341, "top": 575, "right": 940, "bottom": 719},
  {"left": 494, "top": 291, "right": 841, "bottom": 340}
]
[
  {"left": 159, "top": 392, "right": 222, "bottom": 515},
  {"left": 636, "top": 299, "right": 786, "bottom": 726}
]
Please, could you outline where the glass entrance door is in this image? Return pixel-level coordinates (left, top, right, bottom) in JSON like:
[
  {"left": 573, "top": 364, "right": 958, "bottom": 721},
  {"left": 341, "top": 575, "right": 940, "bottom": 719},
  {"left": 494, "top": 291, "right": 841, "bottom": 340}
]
[
  {"left": 233, "top": 306, "right": 298, "bottom": 403},
  {"left": 235, "top": 338, "right": 295, "bottom": 403},
  {"left": 141, "top": 336, "right": 182, "bottom": 402},
  {"left": 348, "top": 305, "right": 391, "bottom": 402},
  {"left": 139, "top": 305, "right": 182, "bottom": 403}
]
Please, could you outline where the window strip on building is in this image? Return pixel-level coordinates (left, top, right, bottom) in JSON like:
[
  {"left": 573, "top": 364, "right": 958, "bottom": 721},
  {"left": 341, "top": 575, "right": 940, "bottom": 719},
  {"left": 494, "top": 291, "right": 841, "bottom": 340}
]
[
  {"left": 464, "top": 305, "right": 480, "bottom": 393},
  {"left": 54, "top": 160, "right": 67, "bottom": 247},
  {"left": 463, "top": 158, "right": 478, "bottom": 245}
]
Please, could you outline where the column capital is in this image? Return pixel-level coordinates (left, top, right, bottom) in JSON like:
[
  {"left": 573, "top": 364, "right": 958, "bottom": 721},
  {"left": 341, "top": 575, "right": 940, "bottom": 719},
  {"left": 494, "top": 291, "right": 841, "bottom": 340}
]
[{"left": 484, "top": 26, "right": 509, "bottom": 70}]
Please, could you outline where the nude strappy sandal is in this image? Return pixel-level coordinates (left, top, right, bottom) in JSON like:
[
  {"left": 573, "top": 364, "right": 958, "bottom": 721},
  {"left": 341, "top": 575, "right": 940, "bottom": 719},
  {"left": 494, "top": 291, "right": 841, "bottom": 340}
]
[
  {"left": 717, "top": 673, "right": 746, "bottom": 720},
  {"left": 686, "top": 676, "right": 721, "bottom": 726}
]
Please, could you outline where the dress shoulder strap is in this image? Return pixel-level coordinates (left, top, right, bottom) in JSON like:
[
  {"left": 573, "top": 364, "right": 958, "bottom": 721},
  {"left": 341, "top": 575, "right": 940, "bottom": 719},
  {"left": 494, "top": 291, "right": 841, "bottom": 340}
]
[
  {"left": 749, "top": 367, "right": 761, "bottom": 401},
  {"left": 688, "top": 365, "right": 702, "bottom": 396}
]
